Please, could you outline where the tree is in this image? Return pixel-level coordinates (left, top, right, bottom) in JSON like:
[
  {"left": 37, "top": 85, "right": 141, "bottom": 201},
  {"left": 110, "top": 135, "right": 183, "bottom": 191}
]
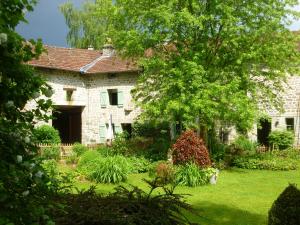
[
  {"left": 60, "top": 0, "right": 114, "bottom": 49},
  {"left": 62, "top": 0, "right": 300, "bottom": 135},
  {"left": 0, "top": 0, "right": 54, "bottom": 223}
]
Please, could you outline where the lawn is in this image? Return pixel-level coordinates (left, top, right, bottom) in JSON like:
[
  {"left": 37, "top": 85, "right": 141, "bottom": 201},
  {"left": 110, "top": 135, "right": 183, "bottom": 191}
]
[{"left": 63, "top": 164, "right": 300, "bottom": 225}]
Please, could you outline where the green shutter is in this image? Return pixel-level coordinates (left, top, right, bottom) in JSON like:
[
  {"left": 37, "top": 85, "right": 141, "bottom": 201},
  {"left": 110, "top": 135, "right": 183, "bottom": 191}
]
[
  {"left": 100, "top": 91, "right": 108, "bottom": 108},
  {"left": 100, "top": 125, "right": 106, "bottom": 143},
  {"left": 114, "top": 124, "right": 122, "bottom": 134},
  {"left": 117, "top": 90, "right": 124, "bottom": 108}
]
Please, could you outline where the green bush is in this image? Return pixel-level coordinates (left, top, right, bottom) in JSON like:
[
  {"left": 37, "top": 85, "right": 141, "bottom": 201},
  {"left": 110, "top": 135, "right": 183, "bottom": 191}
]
[
  {"left": 127, "top": 156, "right": 152, "bottom": 173},
  {"left": 41, "top": 159, "right": 59, "bottom": 178},
  {"left": 33, "top": 125, "right": 61, "bottom": 144},
  {"left": 233, "top": 149, "right": 299, "bottom": 170},
  {"left": 175, "top": 163, "right": 217, "bottom": 187},
  {"left": 72, "top": 142, "right": 88, "bottom": 156},
  {"left": 268, "top": 184, "right": 300, "bottom": 225},
  {"left": 231, "top": 136, "right": 257, "bottom": 153},
  {"left": 41, "top": 145, "right": 60, "bottom": 160},
  {"left": 234, "top": 157, "right": 297, "bottom": 170},
  {"left": 66, "top": 151, "right": 79, "bottom": 164},
  {"left": 77, "top": 150, "right": 103, "bottom": 176},
  {"left": 268, "top": 130, "right": 294, "bottom": 150},
  {"left": 50, "top": 180, "right": 194, "bottom": 225},
  {"left": 89, "top": 155, "right": 130, "bottom": 184},
  {"left": 96, "top": 145, "right": 113, "bottom": 156}
]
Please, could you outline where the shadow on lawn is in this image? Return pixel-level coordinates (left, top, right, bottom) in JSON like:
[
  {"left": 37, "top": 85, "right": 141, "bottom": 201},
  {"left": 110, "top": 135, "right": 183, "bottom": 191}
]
[{"left": 189, "top": 201, "right": 266, "bottom": 225}]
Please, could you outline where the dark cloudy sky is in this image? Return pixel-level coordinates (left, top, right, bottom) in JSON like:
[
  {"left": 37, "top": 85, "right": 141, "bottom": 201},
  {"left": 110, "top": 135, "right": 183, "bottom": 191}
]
[{"left": 17, "top": 0, "right": 300, "bottom": 48}]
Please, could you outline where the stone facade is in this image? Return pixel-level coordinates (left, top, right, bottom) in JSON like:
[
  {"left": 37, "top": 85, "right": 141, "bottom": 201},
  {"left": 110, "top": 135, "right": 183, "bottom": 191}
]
[
  {"left": 35, "top": 68, "right": 140, "bottom": 144},
  {"left": 244, "top": 75, "right": 300, "bottom": 145}
]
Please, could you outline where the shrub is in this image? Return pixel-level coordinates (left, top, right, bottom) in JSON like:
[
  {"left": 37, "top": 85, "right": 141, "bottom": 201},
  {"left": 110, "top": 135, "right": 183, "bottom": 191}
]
[
  {"left": 175, "top": 163, "right": 217, "bottom": 187},
  {"left": 41, "top": 145, "right": 60, "bottom": 160},
  {"left": 41, "top": 159, "right": 59, "bottom": 178},
  {"left": 72, "top": 142, "right": 88, "bottom": 156},
  {"left": 231, "top": 136, "right": 257, "bottom": 153},
  {"left": 268, "top": 184, "right": 300, "bottom": 225},
  {"left": 33, "top": 124, "right": 61, "bottom": 144},
  {"left": 89, "top": 155, "right": 130, "bottom": 184},
  {"left": 111, "top": 132, "right": 131, "bottom": 155},
  {"left": 149, "top": 161, "right": 175, "bottom": 184},
  {"left": 96, "top": 145, "right": 113, "bottom": 156},
  {"left": 127, "top": 156, "right": 152, "bottom": 173},
  {"left": 50, "top": 180, "right": 195, "bottom": 225},
  {"left": 77, "top": 150, "right": 103, "bottom": 176},
  {"left": 66, "top": 151, "right": 79, "bottom": 164},
  {"left": 233, "top": 150, "right": 298, "bottom": 171},
  {"left": 268, "top": 130, "right": 294, "bottom": 150},
  {"left": 172, "top": 130, "right": 211, "bottom": 167},
  {"left": 234, "top": 157, "right": 297, "bottom": 170}
]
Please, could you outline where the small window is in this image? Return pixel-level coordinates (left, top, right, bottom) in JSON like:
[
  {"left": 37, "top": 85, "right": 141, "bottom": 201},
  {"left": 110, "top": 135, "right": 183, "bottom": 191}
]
[
  {"left": 108, "top": 89, "right": 118, "bottom": 105},
  {"left": 286, "top": 118, "right": 294, "bottom": 131}
]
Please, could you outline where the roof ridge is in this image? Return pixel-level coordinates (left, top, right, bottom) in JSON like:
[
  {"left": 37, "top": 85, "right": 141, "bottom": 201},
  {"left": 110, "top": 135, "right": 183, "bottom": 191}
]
[
  {"left": 79, "top": 55, "right": 111, "bottom": 74},
  {"left": 44, "top": 45, "right": 101, "bottom": 52}
]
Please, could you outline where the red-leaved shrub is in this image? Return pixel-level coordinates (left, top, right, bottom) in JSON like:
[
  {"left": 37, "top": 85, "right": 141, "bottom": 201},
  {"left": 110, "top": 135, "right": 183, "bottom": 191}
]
[{"left": 172, "top": 130, "right": 211, "bottom": 168}]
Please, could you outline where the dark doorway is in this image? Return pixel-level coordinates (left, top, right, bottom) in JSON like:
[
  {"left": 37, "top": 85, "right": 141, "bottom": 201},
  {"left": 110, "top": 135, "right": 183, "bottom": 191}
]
[
  {"left": 257, "top": 118, "right": 271, "bottom": 146},
  {"left": 52, "top": 106, "right": 83, "bottom": 144},
  {"left": 121, "top": 123, "right": 132, "bottom": 137}
]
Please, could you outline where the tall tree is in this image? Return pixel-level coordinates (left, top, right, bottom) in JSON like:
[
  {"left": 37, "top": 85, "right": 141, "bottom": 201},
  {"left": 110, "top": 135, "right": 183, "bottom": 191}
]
[
  {"left": 62, "top": 0, "right": 300, "bottom": 134},
  {"left": 60, "top": 0, "right": 114, "bottom": 49}
]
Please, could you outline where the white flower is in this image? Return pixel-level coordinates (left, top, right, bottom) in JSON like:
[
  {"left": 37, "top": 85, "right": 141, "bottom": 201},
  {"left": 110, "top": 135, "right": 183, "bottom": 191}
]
[
  {"left": 30, "top": 163, "right": 35, "bottom": 169},
  {"left": 16, "top": 155, "right": 22, "bottom": 163},
  {"left": 22, "top": 190, "right": 29, "bottom": 196},
  {"left": 0, "top": 33, "right": 7, "bottom": 45},
  {"left": 32, "top": 92, "right": 40, "bottom": 99},
  {"left": 5, "top": 101, "right": 14, "bottom": 108},
  {"left": 24, "top": 136, "right": 30, "bottom": 143},
  {"left": 35, "top": 171, "right": 43, "bottom": 178}
]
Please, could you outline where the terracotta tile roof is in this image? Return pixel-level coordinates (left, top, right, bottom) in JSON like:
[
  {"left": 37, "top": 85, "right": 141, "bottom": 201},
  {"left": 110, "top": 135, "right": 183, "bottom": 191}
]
[{"left": 28, "top": 45, "right": 139, "bottom": 74}]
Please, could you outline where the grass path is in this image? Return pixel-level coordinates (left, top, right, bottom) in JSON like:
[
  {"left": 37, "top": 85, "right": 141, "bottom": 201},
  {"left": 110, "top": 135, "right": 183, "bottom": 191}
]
[{"left": 62, "top": 164, "right": 300, "bottom": 225}]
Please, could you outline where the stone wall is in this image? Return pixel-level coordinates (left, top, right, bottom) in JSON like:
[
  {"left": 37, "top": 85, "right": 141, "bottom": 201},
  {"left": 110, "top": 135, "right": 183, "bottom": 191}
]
[{"left": 30, "top": 69, "right": 140, "bottom": 144}]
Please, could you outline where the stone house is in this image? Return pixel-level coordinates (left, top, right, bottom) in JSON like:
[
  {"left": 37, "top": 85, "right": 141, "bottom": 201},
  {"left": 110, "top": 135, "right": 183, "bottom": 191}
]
[
  {"left": 28, "top": 45, "right": 140, "bottom": 144},
  {"left": 29, "top": 45, "right": 300, "bottom": 146}
]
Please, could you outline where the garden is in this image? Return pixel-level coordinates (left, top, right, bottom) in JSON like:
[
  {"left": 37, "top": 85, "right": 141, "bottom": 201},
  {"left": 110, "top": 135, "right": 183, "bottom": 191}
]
[{"left": 35, "top": 124, "right": 300, "bottom": 225}]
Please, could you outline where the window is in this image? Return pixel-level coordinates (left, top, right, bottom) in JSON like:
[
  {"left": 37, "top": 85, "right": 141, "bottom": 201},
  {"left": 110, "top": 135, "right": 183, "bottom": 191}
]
[
  {"left": 286, "top": 118, "right": 294, "bottom": 131},
  {"left": 108, "top": 89, "right": 118, "bottom": 105}
]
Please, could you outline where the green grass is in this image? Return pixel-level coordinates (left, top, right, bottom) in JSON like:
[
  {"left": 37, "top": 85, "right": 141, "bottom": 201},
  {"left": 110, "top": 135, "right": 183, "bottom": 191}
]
[{"left": 59, "top": 163, "right": 300, "bottom": 225}]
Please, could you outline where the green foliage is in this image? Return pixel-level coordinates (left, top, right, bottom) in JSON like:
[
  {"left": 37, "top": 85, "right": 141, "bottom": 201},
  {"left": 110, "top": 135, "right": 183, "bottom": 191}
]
[
  {"left": 78, "top": 152, "right": 130, "bottom": 184},
  {"left": 50, "top": 179, "right": 194, "bottom": 225},
  {"left": 41, "top": 159, "right": 59, "bottom": 178},
  {"left": 233, "top": 149, "right": 299, "bottom": 170},
  {"left": 268, "top": 184, "right": 300, "bottom": 225},
  {"left": 72, "top": 142, "right": 88, "bottom": 156},
  {"left": 132, "top": 121, "right": 170, "bottom": 138},
  {"left": 127, "top": 156, "right": 152, "bottom": 173},
  {"left": 66, "top": 151, "right": 79, "bottom": 164},
  {"left": 231, "top": 136, "right": 258, "bottom": 153},
  {"left": 268, "top": 130, "right": 295, "bottom": 150},
  {"left": 175, "top": 163, "right": 217, "bottom": 187},
  {"left": 0, "top": 1, "right": 56, "bottom": 224},
  {"left": 88, "top": 155, "right": 130, "bottom": 184},
  {"left": 77, "top": 150, "right": 103, "bottom": 176},
  {"left": 41, "top": 146, "right": 60, "bottom": 160},
  {"left": 111, "top": 132, "right": 131, "bottom": 155},
  {"left": 33, "top": 125, "right": 61, "bottom": 144}
]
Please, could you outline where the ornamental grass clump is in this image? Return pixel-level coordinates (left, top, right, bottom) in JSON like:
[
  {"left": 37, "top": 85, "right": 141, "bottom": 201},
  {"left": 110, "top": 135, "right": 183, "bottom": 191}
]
[{"left": 172, "top": 130, "right": 211, "bottom": 168}]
